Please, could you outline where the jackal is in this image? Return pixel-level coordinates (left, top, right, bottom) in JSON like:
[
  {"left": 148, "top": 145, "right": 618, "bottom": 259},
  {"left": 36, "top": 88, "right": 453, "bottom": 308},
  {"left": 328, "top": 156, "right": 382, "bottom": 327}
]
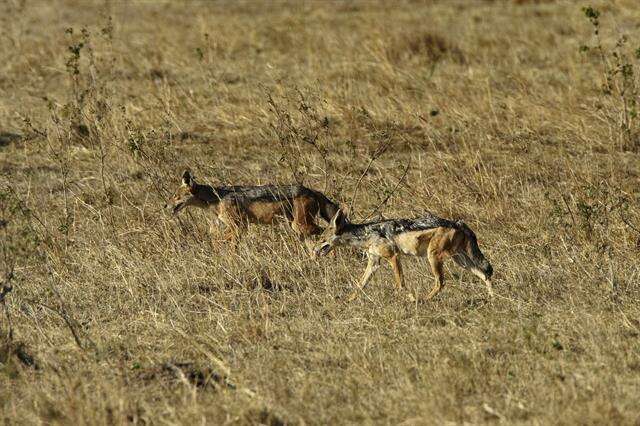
[
  {"left": 314, "top": 209, "right": 493, "bottom": 301},
  {"left": 165, "top": 170, "right": 339, "bottom": 243}
]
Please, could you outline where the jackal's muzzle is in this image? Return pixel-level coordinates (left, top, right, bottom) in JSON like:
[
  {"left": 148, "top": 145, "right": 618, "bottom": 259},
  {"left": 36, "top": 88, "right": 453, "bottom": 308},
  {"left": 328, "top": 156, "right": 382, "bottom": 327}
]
[
  {"left": 164, "top": 201, "right": 186, "bottom": 215},
  {"left": 453, "top": 253, "right": 493, "bottom": 281},
  {"left": 483, "top": 262, "right": 493, "bottom": 279},
  {"left": 314, "top": 243, "right": 332, "bottom": 258}
]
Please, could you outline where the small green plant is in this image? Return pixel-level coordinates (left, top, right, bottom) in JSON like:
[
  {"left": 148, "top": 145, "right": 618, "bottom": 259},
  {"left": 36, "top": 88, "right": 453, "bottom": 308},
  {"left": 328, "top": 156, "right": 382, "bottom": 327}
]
[{"left": 580, "top": 6, "right": 640, "bottom": 151}]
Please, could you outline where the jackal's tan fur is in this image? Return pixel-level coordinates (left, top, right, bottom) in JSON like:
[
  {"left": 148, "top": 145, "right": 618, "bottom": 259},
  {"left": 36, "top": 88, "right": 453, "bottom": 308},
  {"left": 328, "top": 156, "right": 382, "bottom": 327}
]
[
  {"left": 314, "top": 209, "right": 493, "bottom": 301},
  {"left": 165, "top": 170, "right": 339, "bottom": 244}
]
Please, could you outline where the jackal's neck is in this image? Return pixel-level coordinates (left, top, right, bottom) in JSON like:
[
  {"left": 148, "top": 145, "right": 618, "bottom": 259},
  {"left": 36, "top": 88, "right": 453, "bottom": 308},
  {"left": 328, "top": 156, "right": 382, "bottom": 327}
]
[
  {"left": 193, "top": 183, "right": 224, "bottom": 207},
  {"left": 338, "top": 223, "right": 375, "bottom": 248}
]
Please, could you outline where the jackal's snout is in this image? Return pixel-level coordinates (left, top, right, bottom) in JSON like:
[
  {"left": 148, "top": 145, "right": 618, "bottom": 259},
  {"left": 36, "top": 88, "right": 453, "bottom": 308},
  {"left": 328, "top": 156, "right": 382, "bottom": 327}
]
[
  {"left": 171, "top": 202, "right": 185, "bottom": 215},
  {"left": 314, "top": 242, "right": 332, "bottom": 258},
  {"left": 163, "top": 200, "right": 183, "bottom": 215},
  {"left": 164, "top": 169, "right": 196, "bottom": 216}
]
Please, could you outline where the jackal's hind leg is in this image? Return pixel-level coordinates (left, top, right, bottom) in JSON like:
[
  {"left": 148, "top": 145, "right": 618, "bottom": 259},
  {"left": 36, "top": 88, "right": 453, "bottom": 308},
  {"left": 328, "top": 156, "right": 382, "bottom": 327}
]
[
  {"left": 292, "top": 197, "right": 323, "bottom": 240},
  {"left": 347, "top": 255, "right": 380, "bottom": 302},
  {"left": 425, "top": 250, "right": 445, "bottom": 301}
]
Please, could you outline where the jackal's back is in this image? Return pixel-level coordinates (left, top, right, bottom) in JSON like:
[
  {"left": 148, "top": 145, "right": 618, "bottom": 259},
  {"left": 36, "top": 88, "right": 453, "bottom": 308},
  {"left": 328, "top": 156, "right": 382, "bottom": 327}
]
[
  {"left": 349, "top": 212, "right": 458, "bottom": 239},
  {"left": 219, "top": 184, "right": 311, "bottom": 202},
  {"left": 224, "top": 185, "right": 338, "bottom": 221}
]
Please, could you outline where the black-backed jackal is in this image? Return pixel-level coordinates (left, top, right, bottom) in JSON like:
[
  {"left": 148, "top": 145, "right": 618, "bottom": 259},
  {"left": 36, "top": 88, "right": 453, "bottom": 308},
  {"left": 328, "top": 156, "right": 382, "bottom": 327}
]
[
  {"left": 313, "top": 209, "right": 493, "bottom": 301},
  {"left": 165, "top": 170, "right": 339, "bottom": 244}
]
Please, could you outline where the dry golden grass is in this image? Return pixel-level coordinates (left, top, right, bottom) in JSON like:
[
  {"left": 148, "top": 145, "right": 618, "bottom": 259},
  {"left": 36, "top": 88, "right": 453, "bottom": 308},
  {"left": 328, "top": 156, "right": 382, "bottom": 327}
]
[{"left": 1, "top": 0, "right": 640, "bottom": 424}]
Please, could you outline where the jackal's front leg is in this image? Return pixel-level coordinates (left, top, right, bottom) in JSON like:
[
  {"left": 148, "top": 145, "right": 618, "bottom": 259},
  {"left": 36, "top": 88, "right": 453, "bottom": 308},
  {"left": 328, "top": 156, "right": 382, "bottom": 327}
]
[
  {"left": 347, "top": 255, "right": 380, "bottom": 302},
  {"left": 217, "top": 202, "right": 247, "bottom": 250},
  {"left": 217, "top": 219, "right": 245, "bottom": 251},
  {"left": 387, "top": 254, "right": 415, "bottom": 302},
  {"left": 387, "top": 254, "right": 405, "bottom": 289},
  {"left": 425, "top": 250, "right": 445, "bottom": 301}
]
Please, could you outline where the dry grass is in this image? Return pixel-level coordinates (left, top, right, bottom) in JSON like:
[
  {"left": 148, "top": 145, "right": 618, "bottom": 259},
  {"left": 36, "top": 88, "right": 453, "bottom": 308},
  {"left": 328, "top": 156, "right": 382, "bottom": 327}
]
[{"left": 1, "top": 0, "right": 640, "bottom": 424}]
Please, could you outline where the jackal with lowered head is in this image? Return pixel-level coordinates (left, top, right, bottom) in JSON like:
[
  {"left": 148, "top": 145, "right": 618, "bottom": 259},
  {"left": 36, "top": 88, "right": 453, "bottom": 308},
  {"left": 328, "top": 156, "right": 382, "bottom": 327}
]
[
  {"left": 314, "top": 209, "right": 493, "bottom": 301},
  {"left": 165, "top": 170, "right": 339, "bottom": 243}
]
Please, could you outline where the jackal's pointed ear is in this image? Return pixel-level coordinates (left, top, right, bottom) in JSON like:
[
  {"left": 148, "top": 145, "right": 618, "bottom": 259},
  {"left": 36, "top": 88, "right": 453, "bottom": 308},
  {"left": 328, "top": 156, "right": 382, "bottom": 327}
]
[
  {"left": 181, "top": 169, "right": 194, "bottom": 188},
  {"left": 331, "top": 208, "right": 348, "bottom": 232}
]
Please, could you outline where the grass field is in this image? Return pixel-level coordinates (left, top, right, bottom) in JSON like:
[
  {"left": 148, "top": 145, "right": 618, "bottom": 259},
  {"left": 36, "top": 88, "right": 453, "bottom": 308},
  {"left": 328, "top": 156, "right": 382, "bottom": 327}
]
[{"left": 1, "top": 0, "right": 640, "bottom": 424}]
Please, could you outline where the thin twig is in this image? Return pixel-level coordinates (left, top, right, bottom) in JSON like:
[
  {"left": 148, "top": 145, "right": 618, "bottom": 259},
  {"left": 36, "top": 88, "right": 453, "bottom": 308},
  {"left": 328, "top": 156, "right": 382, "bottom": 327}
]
[
  {"left": 349, "top": 139, "right": 391, "bottom": 218},
  {"left": 349, "top": 156, "right": 376, "bottom": 219},
  {"left": 363, "top": 159, "right": 411, "bottom": 221},
  {"left": 45, "top": 264, "right": 96, "bottom": 351},
  {"left": 552, "top": 186, "right": 576, "bottom": 228},
  {"left": 37, "top": 299, "right": 88, "bottom": 351}
]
